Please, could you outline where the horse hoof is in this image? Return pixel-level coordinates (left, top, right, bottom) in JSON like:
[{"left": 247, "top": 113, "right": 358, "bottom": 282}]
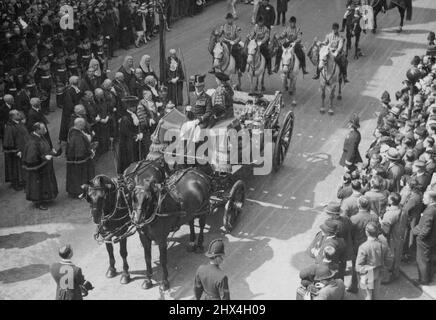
[
  {"left": 120, "top": 273, "right": 131, "bottom": 284},
  {"left": 195, "top": 245, "right": 205, "bottom": 254},
  {"left": 328, "top": 109, "right": 334, "bottom": 115},
  {"left": 186, "top": 242, "right": 196, "bottom": 252},
  {"left": 106, "top": 267, "right": 117, "bottom": 278},
  {"left": 397, "top": 27, "right": 402, "bottom": 33},
  {"left": 337, "top": 95, "right": 342, "bottom": 101},
  {"left": 320, "top": 108, "right": 326, "bottom": 114},
  {"left": 161, "top": 280, "right": 170, "bottom": 291},
  {"left": 142, "top": 279, "right": 153, "bottom": 290}
]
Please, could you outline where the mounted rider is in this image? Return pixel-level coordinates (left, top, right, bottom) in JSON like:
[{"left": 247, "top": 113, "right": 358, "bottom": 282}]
[
  {"left": 313, "top": 23, "right": 349, "bottom": 83},
  {"left": 274, "top": 16, "right": 309, "bottom": 74},
  {"left": 247, "top": 16, "right": 272, "bottom": 75},
  {"left": 340, "top": 0, "right": 366, "bottom": 32},
  {"left": 215, "top": 13, "right": 246, "bottom": 73}
]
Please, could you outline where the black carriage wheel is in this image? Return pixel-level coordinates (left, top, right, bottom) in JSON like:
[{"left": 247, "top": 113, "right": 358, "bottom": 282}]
[
  {"left": 223, "top": 180, "right": 246, "bottom": 232},
  {"left": 273, "top": 110, "right": 294, "bottom": 172}
]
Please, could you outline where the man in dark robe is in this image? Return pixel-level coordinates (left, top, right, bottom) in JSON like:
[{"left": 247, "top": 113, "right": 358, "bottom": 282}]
[
  {"left": 68, "top": 105, "right": 94, "bottom": 137},
  {"left": 117, "top": 97, "right": 142, "bottom": 174},
  {"left": 3, "top": 110, "right": 29, "bottom": 190},
  {"left": 66, "top": 118, "right": 96, "bottom": 198},
  {"left": 0, "top": 94, "right": 16, "bottom": 140},
  {"left": 118, "top": 2, "right": 134, "bottom": 50},
  {"left": 60, "top": 76, "right": 83, "bottom": 143},
  {"left": 132, "top": 68, "right": 147, "bottom": 99},
  {"left": 15, "top": 85, "right": 31, "bottom": 116},
  {"left": 94, "top": 88, "right": 112, "bottom": 158},
  {"left": 166, "top": 49, "right": 185, "bottom": 106},
  {"left": 118, "top": 56, "right": 135, "bottom": 93},
  {"left": 113, "top": 72, "right": 131, "bottom": 100},
  {"left": 22, "top": 122, "right": 59, "bottom": 210},
  {"left": 26, "top": 98, "right": 53, "bottom": 149}
]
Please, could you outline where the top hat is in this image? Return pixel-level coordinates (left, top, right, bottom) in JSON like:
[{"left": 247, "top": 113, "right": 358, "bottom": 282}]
[
  {"left": 194, "top": 74, "right": 206, "bottom": 87},
  {"left": 324, "top": 202, "right": 341, "bottom": 215},
  {"left": 205, "top": 238, "right": 225, "bottom": 258}
]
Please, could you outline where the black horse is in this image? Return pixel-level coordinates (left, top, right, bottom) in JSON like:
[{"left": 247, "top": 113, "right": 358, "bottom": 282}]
[
  {"left": 81, "top": 174, "right": 134, "bottom": 284},
  {"left": 372, "top": 0, "right": 412, "bottom": 33},
  {"left": 131, "top": 167, "right": 211, "bottom": 291},
  {"left": 345, "top": 10, "right": 363, "bottom": 60}
]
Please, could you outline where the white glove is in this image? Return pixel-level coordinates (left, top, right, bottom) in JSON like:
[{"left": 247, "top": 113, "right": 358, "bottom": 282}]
[
  {"left": 136, "top": 133, "right": 144, "bottom": 141},
  {"left": 303, "top": 291, "right": 311, "bottom": 301},
  {"left": 45, "top": 155, "right": 53, "bottom": 160},
  {"left": 149, "top": 119, "right": 156, "bottom": 126},
  {"left": 186, "top": 105, "right": 192, "bottom": 112},
  {"left": 96, "top": 115, "right": 101, "bottom": 122},
  {"left": 230, "top": 40, "right": 235, "bottom": 45},
  {"left": 17, "top": 151, "right": 22, "bottom": 158}
]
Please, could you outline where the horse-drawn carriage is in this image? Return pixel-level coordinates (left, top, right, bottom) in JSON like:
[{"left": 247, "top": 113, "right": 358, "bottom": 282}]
[{"left": 81, "top": 89, "right": 294, "bottom": 290}]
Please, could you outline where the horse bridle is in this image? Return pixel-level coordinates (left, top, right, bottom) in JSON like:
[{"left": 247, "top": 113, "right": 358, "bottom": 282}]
[
  {"left": 320, "top": 49, "right": 337, "bottom": 86},
  {"left": 247, "top": 41, "right": 262, "bottom": 76},
  {"left": 214, "top": 42, "right": 230, "bottom": 72}
]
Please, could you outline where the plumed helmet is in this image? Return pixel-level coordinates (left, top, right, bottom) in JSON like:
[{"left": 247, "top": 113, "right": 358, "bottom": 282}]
[{"left": 205, "top": 238, "right": 225, "bottom": 258}]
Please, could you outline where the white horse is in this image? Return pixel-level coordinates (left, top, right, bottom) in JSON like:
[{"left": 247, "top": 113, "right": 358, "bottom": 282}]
[
  {"left": 318, "top": 44, "right": 343, "bottom": 115},
  {"left": 246, "top": 39, "right": 266, "bottom": 93},
  {"left": 213, "top": 41, "right": 242, "bottom": 90},
  {"left": 280, "top": 43, "right": 300, "bottom": 96}
]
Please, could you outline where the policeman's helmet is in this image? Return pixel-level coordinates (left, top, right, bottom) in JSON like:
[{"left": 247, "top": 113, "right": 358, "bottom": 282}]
[{"left": 205, "top": 239, "right": 225, "bottom": 258}]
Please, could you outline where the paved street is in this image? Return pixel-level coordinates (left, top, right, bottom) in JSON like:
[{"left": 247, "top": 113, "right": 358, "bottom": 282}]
[{"left": 1, "top": 0, "right": 436, "bottom": 300}]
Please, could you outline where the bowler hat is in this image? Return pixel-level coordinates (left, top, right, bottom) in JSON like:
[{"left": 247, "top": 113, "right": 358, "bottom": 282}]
[
  {"left": 205, "top": 239, "right": 225, "bottom": 258},
  {"left": 386, "top": 148, "right": 401, "bottom": 161},
  {"left": 320, "top": 220, "right": 337, "bottom": 236},
  {"left": 324, "top": 202, "right": 341, "bottom": 215},
  {"left": 413, "top": 160, "right": 426, "bottom": 168},
  {"left": 314, "top": 264, "right": 336, "bottom": 281}
]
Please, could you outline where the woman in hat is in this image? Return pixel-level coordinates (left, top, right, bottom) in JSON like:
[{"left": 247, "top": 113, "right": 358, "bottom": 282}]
[
  {"left": 339, "top": 114, "right": 362, "bottom": 170},
  {"left": 166, "top": 49, "right": 184, "bottom": 107}
]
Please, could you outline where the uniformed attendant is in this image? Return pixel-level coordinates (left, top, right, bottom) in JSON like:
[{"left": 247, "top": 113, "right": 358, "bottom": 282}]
[
  {"left": 194, "top": 239, "right": 230, "bottom": 300},
  {"left": 50, "top": 244, "right": 93, "bottom": 300},
  {"left": 186, "top": 74, "right": 212, "bottom": 129},
  {"left": 313, "top": 23, "right": 349, "bottom": 83},
  {"left": 247, "top": 16, "right": 272, "bottom": 74},
  {"left": 210, "top": 71, "right": 234, "bottom": 126},
  {"left": 274, "top": 16, "right": 308, "bottom": 74},
  {"left": 216, "top": 13, "right": 245, "bottom": 73}
]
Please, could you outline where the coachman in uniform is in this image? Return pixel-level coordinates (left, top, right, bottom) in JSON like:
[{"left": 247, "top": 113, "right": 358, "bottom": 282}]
[
  {"left": 22, "top": 122, "right": 59, "bottom": 210},
  {"left": 209, "top": 71, "right": 234, "bottom": 126},
  {"left": 194, "top": 239, "right": 230, "bottom": 300},
  {"left": 186, "top": 74, "right": 212, "bottom": 129}
]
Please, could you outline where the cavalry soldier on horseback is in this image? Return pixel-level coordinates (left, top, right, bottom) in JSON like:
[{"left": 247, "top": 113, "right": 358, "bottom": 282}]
[
  {"left": 340, "top": 0, "right": 366, "bottom": 32},
  {"left": 216, "top": 13, "right": 246, "bottom": 73},
  {"left": 247, "top": 16, "right": 272, "bottom": 75},
  {"left": 274, "top": 16, "right": 309, "bottom": 74},
  {"left": 194, "top": 239, "right": 230, "bottom": 300},
  {"left": 313, "top": 23, "right": 349, "bottom": 83}
]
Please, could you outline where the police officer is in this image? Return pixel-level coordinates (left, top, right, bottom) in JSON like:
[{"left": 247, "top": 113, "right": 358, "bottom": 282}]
[
  {"left": 186, "top": 74, "right": 212, "bottom": 129},
  {"left": 275, "top": 16, "right": 308, "bottom": 74},
  {"left": 247, "top": 16, "right": 272, "bottom": 74},
  {"left": 313, "top": 23, "right": 349, "bottom": 83},
  {"left": 194, "top": 239, "right": 230, "bottom": 300},
  {"left": 216, "top": 13, "right": 245, "bottom": 73}
]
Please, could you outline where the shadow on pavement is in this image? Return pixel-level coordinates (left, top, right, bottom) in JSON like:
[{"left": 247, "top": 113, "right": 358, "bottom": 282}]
[
  {"left": 0, "top": 232, "right": 60, "bottom": 250},
  {"left": 0, "top": 264, "right": 50, "bottom": 284}
]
